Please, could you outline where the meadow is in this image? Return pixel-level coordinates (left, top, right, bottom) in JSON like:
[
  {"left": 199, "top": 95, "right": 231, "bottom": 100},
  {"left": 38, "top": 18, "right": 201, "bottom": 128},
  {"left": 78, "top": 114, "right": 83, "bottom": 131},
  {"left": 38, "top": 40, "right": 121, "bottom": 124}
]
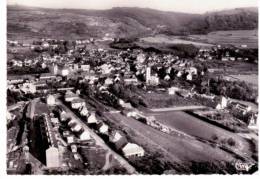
[{"left": 189, "top": 30, "right": 258, "bottom": 48}]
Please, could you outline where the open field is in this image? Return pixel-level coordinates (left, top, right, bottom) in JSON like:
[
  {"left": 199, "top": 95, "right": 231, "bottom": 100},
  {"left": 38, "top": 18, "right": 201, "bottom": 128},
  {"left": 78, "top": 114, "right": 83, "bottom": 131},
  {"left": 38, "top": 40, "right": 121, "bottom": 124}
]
[
  {"left": 226, "top": 74, "right": 258, "bottom": 86},
  {"left": 138, "top": 91, "right": 200, "bottom": 108},
  {"left": 207, "top": 60, "right": 258, "bottom": 74},
  {"left": 149, "top": 111, "right": 251, "bottom": 154},
  {"left": 140, "top": 34, "right": 213, "bottom": 47},
  {"left": 106, "top": 112, "right": 237, "bottom": 163},
  {"left": 189, "top": 30, "right": 258, "bottom": 48}
]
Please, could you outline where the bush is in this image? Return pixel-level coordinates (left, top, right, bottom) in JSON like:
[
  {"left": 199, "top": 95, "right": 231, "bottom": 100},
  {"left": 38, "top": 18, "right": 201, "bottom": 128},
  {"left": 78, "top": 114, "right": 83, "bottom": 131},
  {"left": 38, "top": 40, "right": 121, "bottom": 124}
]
[
  {"left": 211, "top": 134, "right": 219, "bottom": 141},
  {"left": 227, "top": 138, "right": 236, "bottom": 146}
]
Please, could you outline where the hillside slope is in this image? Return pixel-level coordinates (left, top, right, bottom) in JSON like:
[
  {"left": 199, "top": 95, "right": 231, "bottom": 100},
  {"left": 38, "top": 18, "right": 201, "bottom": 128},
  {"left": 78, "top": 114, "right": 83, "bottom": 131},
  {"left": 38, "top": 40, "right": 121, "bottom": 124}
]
[{"left": 7, "top": 6, "right": 258, "bottom": 40}]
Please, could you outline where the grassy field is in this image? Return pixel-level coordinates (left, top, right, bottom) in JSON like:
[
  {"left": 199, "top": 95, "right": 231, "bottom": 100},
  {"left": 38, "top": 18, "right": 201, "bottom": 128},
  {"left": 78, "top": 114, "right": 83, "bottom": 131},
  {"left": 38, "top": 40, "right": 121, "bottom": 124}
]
[
  {"left": 138, "top": 91, "right": 200, "bottom": 108},
  {"left": 140, "top": 34, "right": 213, "bottom": 47},
  {"left": 189, "top": 30, "right": 258, "bottom": 48},
  {"left": 107, "top": 112, "right": 237, "bottom": 163},
  {"left": 150, "top": 111, "right": 252, "bottom": 154},
  {"left": 227, "top": 74, "right": 258, "bottom": 86}
]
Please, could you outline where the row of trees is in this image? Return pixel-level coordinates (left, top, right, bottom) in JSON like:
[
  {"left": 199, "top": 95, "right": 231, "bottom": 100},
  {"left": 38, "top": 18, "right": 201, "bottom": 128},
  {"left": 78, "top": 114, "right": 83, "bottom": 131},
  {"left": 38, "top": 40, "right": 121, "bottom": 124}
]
[
  {"left": 208, "top": 78, "right": 257, "bottom": 102},
  {"left": 108, "top": 83, "right": 147, "bottom": 108},
  {"left": 8, "top": 64, "right": 49, "bottom": 75}
]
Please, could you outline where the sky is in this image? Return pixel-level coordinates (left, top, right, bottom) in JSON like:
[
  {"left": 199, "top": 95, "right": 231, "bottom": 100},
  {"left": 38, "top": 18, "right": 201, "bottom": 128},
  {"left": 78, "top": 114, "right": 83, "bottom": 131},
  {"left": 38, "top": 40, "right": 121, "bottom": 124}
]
[{"left": 7, "top": 0, "right": 259, "bottom": 13}]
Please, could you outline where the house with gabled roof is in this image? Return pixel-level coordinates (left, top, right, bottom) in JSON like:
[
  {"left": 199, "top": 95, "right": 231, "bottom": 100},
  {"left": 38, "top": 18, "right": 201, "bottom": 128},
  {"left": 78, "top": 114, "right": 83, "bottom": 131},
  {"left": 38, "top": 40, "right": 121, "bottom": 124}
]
[
  {"left": 71, "top": 98, "right": 86, "bottom": 109},
  {"left": 122, "top": 143, "right": 145, "bottom": 158}
]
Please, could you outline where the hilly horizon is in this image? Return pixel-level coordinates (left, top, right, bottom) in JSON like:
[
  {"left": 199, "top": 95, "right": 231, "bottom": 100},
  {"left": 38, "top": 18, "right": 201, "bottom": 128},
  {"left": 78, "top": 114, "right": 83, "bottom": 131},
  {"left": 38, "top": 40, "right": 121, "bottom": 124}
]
[{"left": 7, "top": 5, "right": 258, "bottom": 40}]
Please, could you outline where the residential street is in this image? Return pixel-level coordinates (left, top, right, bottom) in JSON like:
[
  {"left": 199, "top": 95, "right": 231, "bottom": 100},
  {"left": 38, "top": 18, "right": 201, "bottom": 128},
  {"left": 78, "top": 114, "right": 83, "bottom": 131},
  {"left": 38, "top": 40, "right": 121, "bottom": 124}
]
[{"left": 55, "top": 98, "right": 138, "bottom": 174}]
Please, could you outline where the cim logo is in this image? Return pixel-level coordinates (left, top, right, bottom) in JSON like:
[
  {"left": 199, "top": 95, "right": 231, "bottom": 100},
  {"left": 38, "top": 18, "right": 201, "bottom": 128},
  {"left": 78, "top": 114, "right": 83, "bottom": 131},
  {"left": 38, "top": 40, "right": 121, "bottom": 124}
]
[{"left": 235, "top": 161, "right": 254, "bottom": 172}]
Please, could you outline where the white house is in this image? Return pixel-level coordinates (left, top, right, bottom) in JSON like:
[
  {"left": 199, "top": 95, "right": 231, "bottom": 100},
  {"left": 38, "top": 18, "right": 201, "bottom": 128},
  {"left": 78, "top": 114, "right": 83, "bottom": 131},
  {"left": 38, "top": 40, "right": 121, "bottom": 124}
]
[
  {"left": 248, "top": 113, "right": 258, "bottom": 129},
  {"left": 71, "top": 98, "right": 86, "bottom": 109},
  {"left": 114, "top": 76, "right": 121, "bottom": 83},
  {"left": 122, "top": 143, "right": 145, "bottom": 158},
  {"left": 46, "top": 147, "right": 60, "bottom": 168},
  {"left": 220, "top": 96, "right": 228, "bottom": 108},
  {"left": 230, "top": 57, "right": 235, "bottom": 61},
  {"left": 61, "top": 68, "right": 69, "bottom": 76},
  {"left": 79, "top": 106, "right": 89, "bottom": 117},
  {"left": 47, "top": 95, "right": 56, "bottom": 106},
  {"left": 164, "top": 74, "right": 171, "bottom": 81},
  {"left": 235, "top": 103, "right": 252, "bottom": 115},
  {"left": 100, "top": 64, "right": 112, "bottom": 74},
  {"left": 177, "top": 71, "right": 183, "bottom": 77},
  {"left": 67, "top": 136, "right": 75, "bottom": 144},
  {"left": 68, "top": 119, "right": 77, "bottom": 127},
  {"left": 87, "top": 112, "right": 97, "bottom": 124},
  {"left": 79, "top": 131, "right": 91, "bottom": 141},
  {"left": 126, "top": 111, "right": 137, "bottom": 118},
  {"left": 189, "top": 67, "right": 198, "bottom": 75},
  {"left": 20, "top": 82, "right": 36, "bottom": 94},
  {"left": 104, "top": 78, "right": 114, "bottom": 86},
  {"left": 50, "top": 118, "right": 59, "bottom": 126},
  {"left": 71, "top": 124, "right": 82, "bottom": 133},
  {"left": 124, "top": 77, "right": 138, "bottom": 85},
  {"left": 110, "top": 131, "right": 123, "bottom": 143},
  {"left": 98, "top": 122, "right": 109, "bottom": 134},
  {"left": 65, "top": 92, "right": 79, "bottom": 102},
  {"left": 221, "top": 57, "right": 229, "bottom": 61},
  {"left": 81, "top": 65, "right": 90, "bottom": 72},
  {"left": 42, "top": 42, "right": 50, "bottom": 48},
  {"left": 186, "top": 73, "right": 192, "bottom": 81},
  {"left": 118, "top": 99, "right": 133, "bottom": 109},
  {"left": 168, "top": 87, "right": 180, "bottom": 95},
  {"left": 216, "top": 96, "right": 227, "bottom": 110},
  {"left": 7, "top": 111, "right": 16, "bottom": 122},
  {"left": 147, "top": 76, "right": 159, "bottom": 86},
  {"left": 71, "top": 144, "right": 77, "bottom": 153},
  {"left": 137, "top": 53, "right": 146, "bottom": 63}
]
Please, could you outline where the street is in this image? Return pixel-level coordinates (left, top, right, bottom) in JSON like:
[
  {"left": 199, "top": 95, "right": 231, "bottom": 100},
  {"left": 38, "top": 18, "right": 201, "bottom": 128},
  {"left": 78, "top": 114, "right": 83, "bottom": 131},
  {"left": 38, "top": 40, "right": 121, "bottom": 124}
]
[
  {"left": 55, "top": 98, "right": 138, "bottom": 174},
  {"left": 150, "top": 105, "right": 207, "bottom": 112}
]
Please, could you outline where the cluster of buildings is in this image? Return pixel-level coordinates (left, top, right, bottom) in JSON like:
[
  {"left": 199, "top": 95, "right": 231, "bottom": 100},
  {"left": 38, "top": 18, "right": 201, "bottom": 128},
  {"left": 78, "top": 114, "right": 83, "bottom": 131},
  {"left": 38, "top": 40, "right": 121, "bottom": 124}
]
[
  {"left": 7, "top": 37, "right": 258, "bottom": 174},
  {"left": 63, "top": 91, "right": 145, "bottom": 158},
  {"left": 196, "top": 46, "right": 255, "bottom": 63}
]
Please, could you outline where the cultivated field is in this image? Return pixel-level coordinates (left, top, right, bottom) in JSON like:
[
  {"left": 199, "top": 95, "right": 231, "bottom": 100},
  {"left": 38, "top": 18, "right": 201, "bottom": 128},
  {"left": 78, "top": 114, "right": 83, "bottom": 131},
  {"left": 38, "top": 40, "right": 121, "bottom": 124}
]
[
  {"left": 140, "top": 34, "right": 213, "bottom": 47},
  {"left": 189, "top": 30, "right": 258, "bottom": 48}
]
